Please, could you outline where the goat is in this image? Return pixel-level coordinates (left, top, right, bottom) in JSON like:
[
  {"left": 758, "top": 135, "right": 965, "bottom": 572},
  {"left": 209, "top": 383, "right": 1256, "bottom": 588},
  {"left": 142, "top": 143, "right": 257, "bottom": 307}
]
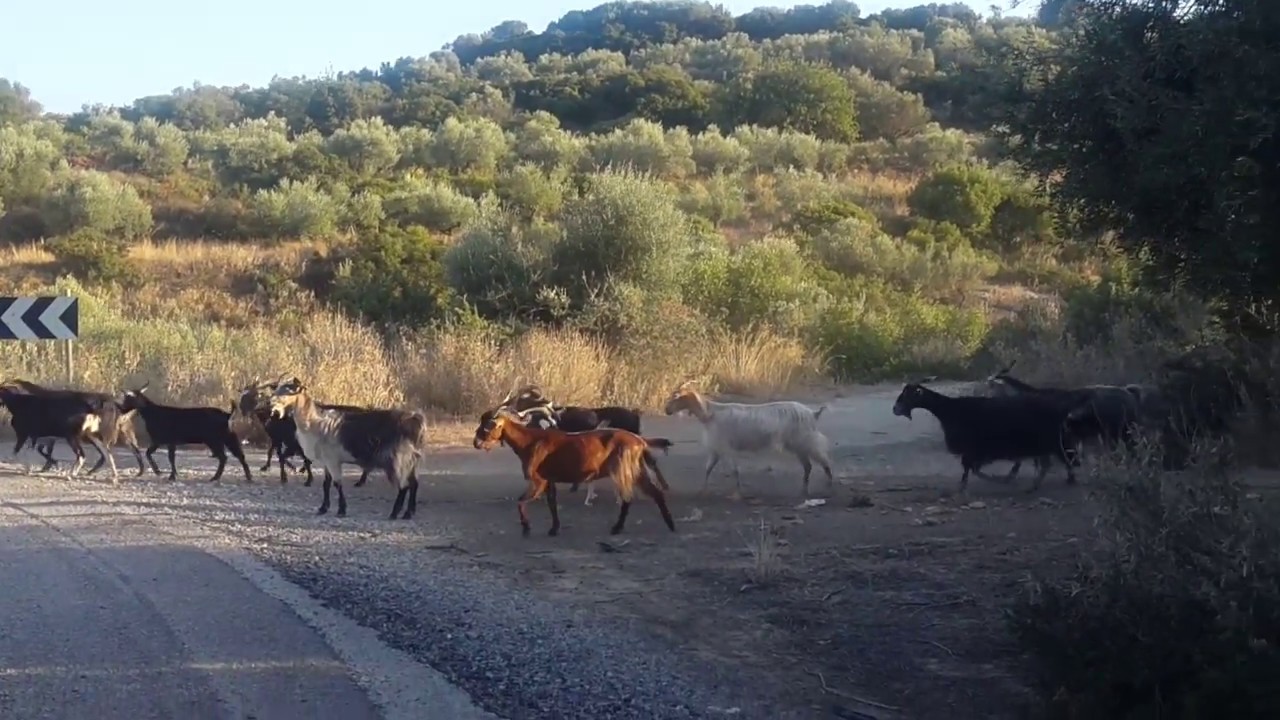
[
  {"left": 497, "top": 385, "right": 644, "bottom": 507},
  {"left": 120, "top": 385, "right": 252, "bottom": 483},
  {"left": 892, "top": 377, "right": 1078, "bottom": 495},
  {"left": 502, "top": 384, "right": 645, "bottom": 501},
  {"left": 662, "top": 381, "right": 833, "bottom": 499},
  {"left": 268, "top": 377, "right": 428, "bottom": 520},
  {"left": 1, "top": 378, "right": 146, "bottom": 477},
  {"left": 236, "top": 379, "right": 373, "bottom": 487},
  {"left": 472, "top": 405, "right": 676, "bottom": 537},
  {"left": 985, "top": 361, "right": 1144, "bottom": 474},
  {"left": 0, "top": 386, "right": 116, "bottom": 480}
]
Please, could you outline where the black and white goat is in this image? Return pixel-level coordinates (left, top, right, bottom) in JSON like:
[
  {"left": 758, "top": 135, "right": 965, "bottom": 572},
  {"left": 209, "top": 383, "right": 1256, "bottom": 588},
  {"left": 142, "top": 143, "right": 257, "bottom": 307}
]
[
  {"left": 663, "top": 381, "right": 833, "bottom": 499},
  {"left": 120, "top": 384, "right": 252, "bottom": 483},
  {"left": 236, "top": 379, "right": 373, "bottom": 487},
  {"left": 893, "top": 377, "right": 1078, "bottom": 495},
  {"left": 0, "top": 384, "right": 117, "bottom": 480},
  {"left": 502, "top": 384, "right": 645, "bottom": 504},
  {"left": 2, "top": 378, "right": 146, "bottom": 477},
  {"left": 268, "top": 377, "right": 429, "bottom": 520}
]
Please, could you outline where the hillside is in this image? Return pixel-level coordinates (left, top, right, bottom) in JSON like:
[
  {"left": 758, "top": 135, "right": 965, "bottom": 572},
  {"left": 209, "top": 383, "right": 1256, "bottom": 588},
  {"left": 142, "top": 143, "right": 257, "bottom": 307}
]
[{"left": 1, "top": 1, "right": 1107, "bottom": 415}]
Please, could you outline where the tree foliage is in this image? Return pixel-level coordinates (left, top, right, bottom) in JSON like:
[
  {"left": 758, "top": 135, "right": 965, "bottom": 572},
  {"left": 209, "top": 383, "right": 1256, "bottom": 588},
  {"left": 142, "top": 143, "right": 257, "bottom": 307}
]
[{"left": 1001, "top": 0, "right": 1280, "bottom": 313}]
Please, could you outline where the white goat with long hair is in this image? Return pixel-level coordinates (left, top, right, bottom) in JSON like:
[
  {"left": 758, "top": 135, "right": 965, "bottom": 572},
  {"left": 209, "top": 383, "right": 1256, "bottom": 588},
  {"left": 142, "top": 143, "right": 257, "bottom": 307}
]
[{"left": 663, "top": 381, "right": 834, "bottom": 499}]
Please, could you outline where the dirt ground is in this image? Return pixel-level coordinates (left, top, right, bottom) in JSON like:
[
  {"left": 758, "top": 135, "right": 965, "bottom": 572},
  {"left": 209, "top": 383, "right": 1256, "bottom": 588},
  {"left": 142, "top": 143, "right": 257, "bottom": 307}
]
[{"left": 1, "top": 381, "right": 1110, "bottom": 719}]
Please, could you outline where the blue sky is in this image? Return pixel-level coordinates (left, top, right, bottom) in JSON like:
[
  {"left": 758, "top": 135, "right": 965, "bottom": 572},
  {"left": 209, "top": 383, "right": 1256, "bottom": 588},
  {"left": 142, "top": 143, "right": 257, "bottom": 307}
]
[{"left": 3, "top": 1, "right": 1028, "bottom": 114}]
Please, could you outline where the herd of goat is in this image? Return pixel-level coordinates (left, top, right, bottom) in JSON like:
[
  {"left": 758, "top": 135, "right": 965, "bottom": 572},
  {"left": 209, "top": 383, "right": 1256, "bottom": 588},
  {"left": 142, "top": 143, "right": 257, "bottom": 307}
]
[{"left": 0, "top": 361, "right": 1168, "bottom": 536}]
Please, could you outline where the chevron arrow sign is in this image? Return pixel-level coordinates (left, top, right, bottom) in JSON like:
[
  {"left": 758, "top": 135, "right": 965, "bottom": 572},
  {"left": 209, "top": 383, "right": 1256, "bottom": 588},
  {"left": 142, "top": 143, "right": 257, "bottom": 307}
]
[{"left": 0, "top": 296, "right": 79, "bottom": 340}]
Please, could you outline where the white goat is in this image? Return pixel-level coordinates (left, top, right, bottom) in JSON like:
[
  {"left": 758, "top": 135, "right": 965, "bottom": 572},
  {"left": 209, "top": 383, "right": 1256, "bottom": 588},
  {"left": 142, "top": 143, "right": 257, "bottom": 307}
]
[{"left": 663, "top": 382, "right": 834, "bottom": 498}]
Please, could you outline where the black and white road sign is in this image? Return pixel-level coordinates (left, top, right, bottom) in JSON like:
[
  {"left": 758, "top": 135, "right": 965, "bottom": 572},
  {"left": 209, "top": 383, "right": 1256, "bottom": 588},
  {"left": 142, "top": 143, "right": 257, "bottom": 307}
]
[{"left": 0, "top": 296, "right": 79, "bottom": 340}]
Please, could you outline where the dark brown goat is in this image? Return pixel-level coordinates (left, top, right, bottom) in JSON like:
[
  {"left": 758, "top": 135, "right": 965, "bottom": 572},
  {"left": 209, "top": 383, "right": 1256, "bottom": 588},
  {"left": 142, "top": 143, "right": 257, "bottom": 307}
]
[{"left": 472, "top": 406, "right": 676, "bottom": 537}]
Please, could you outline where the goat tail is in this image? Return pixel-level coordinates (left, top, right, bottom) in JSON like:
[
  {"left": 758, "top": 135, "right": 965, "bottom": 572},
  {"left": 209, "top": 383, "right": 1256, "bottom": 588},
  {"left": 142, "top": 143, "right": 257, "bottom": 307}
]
[
  {"left": 603, "top": 442, "right": 644, "bottom": 503},
  {"left": 641, "top": 449, "right": 671, "bottom": 491},
  {"left": 814, "top": 404, "right": 828, "bottom": 420},
  {"left": 644, "top": 437, "right": 673, "bottom": 456}
]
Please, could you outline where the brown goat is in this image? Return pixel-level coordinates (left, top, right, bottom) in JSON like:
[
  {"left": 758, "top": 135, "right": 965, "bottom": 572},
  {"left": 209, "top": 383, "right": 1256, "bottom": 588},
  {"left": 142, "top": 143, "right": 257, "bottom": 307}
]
[{"left": 472, "top": 406, "right": 677, "bottom": 537}]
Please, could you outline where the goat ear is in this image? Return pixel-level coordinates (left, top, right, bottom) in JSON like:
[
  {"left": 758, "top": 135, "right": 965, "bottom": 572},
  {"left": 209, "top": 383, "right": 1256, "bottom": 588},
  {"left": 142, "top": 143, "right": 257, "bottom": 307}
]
[
  {"left": 919, "top": 375, "right": 938, "bottom": 384},
  {"left": 138, "top": 382, "right": 150, "bottom": 394}
]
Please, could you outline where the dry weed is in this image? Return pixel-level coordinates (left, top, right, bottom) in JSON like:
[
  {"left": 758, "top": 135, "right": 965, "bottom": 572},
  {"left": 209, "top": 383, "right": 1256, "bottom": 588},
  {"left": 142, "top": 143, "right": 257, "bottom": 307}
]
[{"left": 742, "top": 515, "right": 787, "bottom": 586}]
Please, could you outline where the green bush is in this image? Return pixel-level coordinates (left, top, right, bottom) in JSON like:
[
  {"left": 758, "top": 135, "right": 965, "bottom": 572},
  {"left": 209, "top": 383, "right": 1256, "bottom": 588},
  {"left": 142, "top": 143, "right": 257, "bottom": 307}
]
[
  {"left": 0, "top": 122, "right": 69, "bottom": 204},
  {"left": 331, "top": 226, "right": 455, "bottom": 326},
  {"left": 384, "top": 175, "right": 479, "bottom": 232},
  {"left": 248, "top": 177, "right": 341, "bottom": 240},
  {"left": 46, "top": 229, "right": 137, "bottom": 284},
  {"left": 810, "top": 273, "right": 989, "bottom": 378},
  {"left": 679, "top": 173, "right": 748, "bottom": 227},
  {"left": 40, "top": 169, "right": 153, "bottom": 239},
  {"left": 551, "top": 169, "right": 692, "bottom": 305},
  {"left": 443, "top": 201, "right": 555, "bottom": 320},
  {"left": 496, "top": 164, "right": 568, "bottom": 221},
  {"left": 808, "top": 219, "right": 997, "bottom": 298},
  {"left": 907, "top": 163, "right": 1008, "bottom": 233}
]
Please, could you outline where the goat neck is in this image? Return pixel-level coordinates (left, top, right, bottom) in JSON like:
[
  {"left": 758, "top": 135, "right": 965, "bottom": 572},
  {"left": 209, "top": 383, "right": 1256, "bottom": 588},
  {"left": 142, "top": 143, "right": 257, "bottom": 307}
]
[{"left": 668, "top": 391, "right": 713, "bottom": 422}]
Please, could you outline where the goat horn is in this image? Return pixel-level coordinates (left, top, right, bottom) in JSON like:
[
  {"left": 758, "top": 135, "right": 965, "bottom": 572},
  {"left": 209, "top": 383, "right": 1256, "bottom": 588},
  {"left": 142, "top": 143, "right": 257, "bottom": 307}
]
[{"left": 998, "top": 359, "right": 1016, "bottom": 375}]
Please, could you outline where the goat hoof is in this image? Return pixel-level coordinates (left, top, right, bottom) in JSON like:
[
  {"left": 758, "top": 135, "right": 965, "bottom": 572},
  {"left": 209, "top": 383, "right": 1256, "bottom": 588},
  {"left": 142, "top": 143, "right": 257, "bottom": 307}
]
[
  {"left": 548, "top": 527, "right": 559, "bottom": 537},
  {"left": 521, "top": 526, "right": 531, "bottom": 538},
  {"left": 317, "top": 507, "right": 329, "bottom": 516},
  {"left": 609, "top": 526, "right": 624, "bottom": 535},
  {"left": 337, "top": 509, "right": 347, "bottom": 518}
]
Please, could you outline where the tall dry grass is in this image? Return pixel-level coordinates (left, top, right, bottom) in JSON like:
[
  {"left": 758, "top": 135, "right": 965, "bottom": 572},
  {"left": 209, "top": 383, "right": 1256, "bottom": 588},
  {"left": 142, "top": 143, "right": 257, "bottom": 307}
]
[{"left": 0, "top": 278, "right": 826, "bottom": 444}]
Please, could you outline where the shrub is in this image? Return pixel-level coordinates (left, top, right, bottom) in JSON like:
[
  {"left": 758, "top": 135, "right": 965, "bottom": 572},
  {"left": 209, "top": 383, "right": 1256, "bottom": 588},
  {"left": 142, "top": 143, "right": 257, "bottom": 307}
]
[
  {"left": 429, "top": 116, "right": 508, "bottom": 175},
  {"left": 325, "top": 117, "right": 402, "bottom": 177},
  {"left": 384, "top": 175, "right": 479, "bottom": 232},
  {"left": 908, "top": 163, "right": 1008, "bottom": 232},
  {"left": 0, "top": 122, "right": 69, "bottom": 204},
  {"left": 985, "top": 188, "right": 1058, "bottom": 254},
  {"left": 443, "top": 201, "right": 554, "bottom": 320},
  {"left": 508, "top": 111, "right": 584, "bottom": 171},
  {"left": 813, "top": 218, "right": 999, "bottom": 298},
  {"left": 131, "top": 117, "right": 190, "bottom": 177},
  {"left": 496, "top": 164, "right": 569, "bottom": 221},
  {"left": 331, "top": 226, "right": 456, "bottom": 326},
  {"left": 679, "top": 173, "right": 749, "bottom": 227},
  {"left": 1008, "top": 446, "right": 1280, "bottom": 719},
  {"left": 40, "top": 169, "right": 154, "bottom": 239},
  {"left": 46, "top": 229, "right": 137, "bottom": 284},
  {"left": 586, "top": 118, "right": 695, "bottom": 178},
  {"left": 551, "top": 169, "right": 692, "bottom": 305},
  {"left": 811, "top": 274, "right": 989, "bottom": 378},
  {"left": 206, "top": 115, "right": 295, "bottom": 190},
  {"left": 339, "top": 190, "right": 386, "bottom": 234},
  {"left": 248, "top": 177, "right": 341, "bottom": 240},
  {"left": 690, "top": 125, "right": 749, "bottom": 174}
]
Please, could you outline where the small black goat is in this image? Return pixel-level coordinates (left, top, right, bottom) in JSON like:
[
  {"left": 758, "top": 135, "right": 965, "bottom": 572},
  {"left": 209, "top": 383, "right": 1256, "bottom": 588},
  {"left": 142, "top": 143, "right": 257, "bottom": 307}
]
[
  {"left": 268, "top": 377, "right": 429, "bottom": 520},
  {"left": 3, "top": 378, "right": 146, "bottom": 477},
  {"left": 121, "top": 384, "right": 252, "bottom": 483},
  {"left": 236, "top": 380, "right": 372, "bottom": 487},
  {"left": 0, "top": 384, "right": 117, "bottom": 479},
  {"left": 504, "top": 384, "right": 644, "bottom": 499},
  {"left": 892, "top": 377, "right": 1078, "bottom": 494}
]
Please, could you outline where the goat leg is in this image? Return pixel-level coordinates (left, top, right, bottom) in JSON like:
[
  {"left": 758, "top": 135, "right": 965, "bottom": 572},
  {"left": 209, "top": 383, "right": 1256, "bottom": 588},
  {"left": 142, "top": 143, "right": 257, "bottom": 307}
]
[
  {"left": 88, "top": 435, "right": 118, "bottom": 485},
  {"left": 145, "top": 445, "right": 164, "bottom": 477},
  {"left": 318, "top": 470, "right": 333, "bottom": 515},
  {"left": 544, "top": 479, "right": 560, "bottom": 536},
  {"left": 36, "top": 440, "right": 58, "bottom": 473},
  {"left": 610, "top": 499, "right": 632, "bottom": 535},
  {"left": 166, "top": 445, "right": 180, "bottom": 482},
  {"left": 260, "top": 443, "right": 277, "bottom": 472},
  {"left": 353, "top": 469, "right": 369, "bottom": 487}
]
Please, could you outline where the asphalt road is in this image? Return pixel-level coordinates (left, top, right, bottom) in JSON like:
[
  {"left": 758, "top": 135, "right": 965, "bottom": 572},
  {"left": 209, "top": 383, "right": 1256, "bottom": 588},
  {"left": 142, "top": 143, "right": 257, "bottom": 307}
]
[{"left": 0, "top": 489, "right": 498, "bottom": 720}]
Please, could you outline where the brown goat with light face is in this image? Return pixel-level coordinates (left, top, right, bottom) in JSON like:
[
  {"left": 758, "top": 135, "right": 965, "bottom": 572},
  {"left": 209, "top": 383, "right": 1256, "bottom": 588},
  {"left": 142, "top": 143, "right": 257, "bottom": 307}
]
[{"left": 472, "top": 405, "right": 677, "bottom": 537}]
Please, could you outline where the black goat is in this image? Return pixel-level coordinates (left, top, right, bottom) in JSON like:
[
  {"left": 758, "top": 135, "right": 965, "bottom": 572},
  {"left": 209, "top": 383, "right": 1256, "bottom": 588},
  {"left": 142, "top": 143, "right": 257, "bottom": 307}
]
[
  {"left": 236, "top": 380, "right": 373, "bottom": 487},
  {"left": 2, "top": 378, "right": 146, "bottom": 477},
  {"left": 503, "top": 384, "right": 644, "bottom": 496},
  {"left": 268, "top": 377, "right": 429, "bottom": 520},
  {"left": 985, "top": 361, "right": 1145, "bottom": 475},
  {"left": 120, "top": 384, "right": 252, "bottom": 483},
  {"left": 892, "top": 377, "right": 1079, "bottom": 494},
  {"left": 0, "top": 386, "right": 117, "bottom": 479}
]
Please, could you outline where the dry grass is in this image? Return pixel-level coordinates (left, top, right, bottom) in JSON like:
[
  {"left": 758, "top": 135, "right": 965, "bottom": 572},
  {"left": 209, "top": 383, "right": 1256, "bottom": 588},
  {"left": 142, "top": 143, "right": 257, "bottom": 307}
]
[
  {"left": 742, "top": 516, "right": 787, "bottom": 586},
  {"left": 0, "top": 278, "right": 826, "bottom": 447}
]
